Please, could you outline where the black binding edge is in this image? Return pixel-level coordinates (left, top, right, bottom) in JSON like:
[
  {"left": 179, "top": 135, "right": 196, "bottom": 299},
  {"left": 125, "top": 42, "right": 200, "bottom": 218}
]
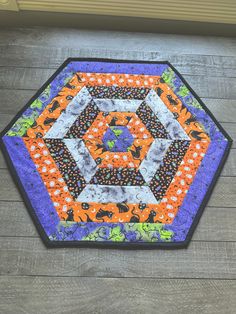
[{"left": 0, "top": 58, "right": 233, "bottom": 249}]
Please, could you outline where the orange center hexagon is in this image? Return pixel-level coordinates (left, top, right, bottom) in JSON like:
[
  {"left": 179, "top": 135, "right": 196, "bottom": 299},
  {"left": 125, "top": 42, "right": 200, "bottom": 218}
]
[{"left": 83, "top": 111, "right": 154, "bottom": 168}]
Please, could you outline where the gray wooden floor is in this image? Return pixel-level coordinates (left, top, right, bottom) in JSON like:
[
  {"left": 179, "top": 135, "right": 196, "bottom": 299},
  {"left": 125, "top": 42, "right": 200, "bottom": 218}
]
[{"left": 0, "top": 26, "right": 236, "bottom": 314}]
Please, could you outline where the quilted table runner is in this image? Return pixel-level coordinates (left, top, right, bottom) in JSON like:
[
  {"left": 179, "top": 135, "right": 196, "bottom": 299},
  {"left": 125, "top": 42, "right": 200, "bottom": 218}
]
[{"left": 0, "top": 59, "right": 232, "bottom": 248}]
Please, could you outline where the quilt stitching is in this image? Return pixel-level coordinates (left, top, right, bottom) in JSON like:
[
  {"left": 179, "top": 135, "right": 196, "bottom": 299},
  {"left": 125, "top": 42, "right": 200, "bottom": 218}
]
[{"left": 0, "top": 59, "right": 232, "bottom": 248}]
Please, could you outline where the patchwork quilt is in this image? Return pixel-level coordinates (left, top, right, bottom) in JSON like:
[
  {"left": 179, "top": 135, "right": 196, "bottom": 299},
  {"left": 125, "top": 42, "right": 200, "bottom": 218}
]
[{"left": 0, "top": 59, "right": 232, "bottom": 248}]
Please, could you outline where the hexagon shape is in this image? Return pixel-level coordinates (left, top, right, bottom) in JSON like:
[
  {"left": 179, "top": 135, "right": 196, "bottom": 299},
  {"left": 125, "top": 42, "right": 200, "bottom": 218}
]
[
  {"left": 102, "top": 126, "right": 134, "bottom": 152},
  {"left": 0, "top": 58, "right": 232, "bottom": 248},
  {"left": 82, "top": 111, "right": 154, "bottom": 169}
]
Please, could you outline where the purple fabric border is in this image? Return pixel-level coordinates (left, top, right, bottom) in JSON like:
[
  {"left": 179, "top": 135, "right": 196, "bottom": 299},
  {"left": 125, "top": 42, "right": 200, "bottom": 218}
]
[
  {"left": 162, "top": 68, "right": 229, "bottom": 241},
  {"left": 2, "top": 60, "right": 229, "bottom": 244},
  {"left": 68, "top": 61, "right": 168, "bottom": 76},
  {"left": 169, "top": 140, "right": 227, "bottom": 241},
  {"left": 2, "top": 136, "right": 59, "bottom": 236},
  {"left": 170, "top": 72, "right": 225, "bottom": 141}
]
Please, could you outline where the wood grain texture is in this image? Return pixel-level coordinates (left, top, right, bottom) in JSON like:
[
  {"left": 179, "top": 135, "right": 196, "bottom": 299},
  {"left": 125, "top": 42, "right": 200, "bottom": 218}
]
[
  {"left": 0, "top": 27, "right": 236, "bottom": 57},
  {"left": 0, "top": 276, "right": 235, "bottom": 314},
  {"left": 0, "top": 26, "right": 236, "bottom": 314},
  {"left": 0, "top": 201, "right": 235, "bottom": 241},
  {"left": 203, "top": 99, "right": 236, "bottom": 123},
  {"left": 1, "top": 66, "right": 236, "bottom": 99},
  {"left": 0, "top": 237, "right": 236, "bottom": 278},
  {"left": 1, "top": 45, "right": 236, "bottom": 77}
]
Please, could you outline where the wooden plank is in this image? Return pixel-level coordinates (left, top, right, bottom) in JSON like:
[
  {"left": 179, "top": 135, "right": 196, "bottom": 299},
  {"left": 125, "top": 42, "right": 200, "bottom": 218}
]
[
  {"left": 0, "top": 168, "right": 235, "bottom": 205},
  {"left": 0, "top": 170, "right": 21, "bottom": 201},
  {"left": 0, "top": 67, "right": 236, "bottom": 99},
  {"left": 0, "top": 27, "right": 236, "bottom": 57},
  {"left": 1, "top": 45, "right": 236, "bottom": 77},
  {"left": 221, "top": 123, "right": 236, "bottom": 148},
  {"left": 206, "top": 176, "right": 236, "bottom": 207},
  {"left": 0, "top": 200, "right": 235, "bottom": 241},
  {"left": 0, "top": 201, "right": 38, "bottom": 238},
  {"left": 203, "top": 98, "right": 236, "bottom": 123},
  {"left": 0, "top": 237, "right": 235, "bottom": 278},
  {"left": 1, "top": 88, "right": 236, "bottom": 123},
  {"left": 0, "top": 67, "right": 54, "bottom": 90},
  {"left": 221, "top": 149, "right": 236, "bottom": 176},
  {"left": 0, "top": 89, "right": 31, "bottom": 115},
  {"left": 191, "top": 207, "right": 236, "bottom": 241},
  {"left": 0, "top": 276, "right": 235, "bottom": 314}
]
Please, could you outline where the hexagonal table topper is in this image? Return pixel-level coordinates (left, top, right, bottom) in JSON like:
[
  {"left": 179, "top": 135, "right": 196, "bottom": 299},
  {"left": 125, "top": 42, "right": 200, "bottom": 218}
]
[{"left": 0, "top": 59, "right": 232, "bottom": 248}]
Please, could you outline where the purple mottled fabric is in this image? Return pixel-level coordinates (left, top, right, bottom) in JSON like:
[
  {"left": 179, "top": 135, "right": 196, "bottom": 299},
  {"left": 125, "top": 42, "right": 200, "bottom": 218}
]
[
  {"left": 1, "top": 60, "right": 231, "bottom": 247},
  {"left": 2, "top": 136, "right": 59, "bottom": 236}
]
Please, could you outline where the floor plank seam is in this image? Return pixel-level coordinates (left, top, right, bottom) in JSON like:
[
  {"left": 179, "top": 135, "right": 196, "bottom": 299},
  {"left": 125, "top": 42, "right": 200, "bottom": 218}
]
[
  {"left": 0, "top": 235, "right": 236, "bottom": 243},
  {"left": 0, "top": 274, "right": 235, "bottom": 280},
  {"left": 1, "top": 42, "right": 236, "bottom": 59},
  {"left": 1, "top": 64, "right": 236, "bottom": 78}
]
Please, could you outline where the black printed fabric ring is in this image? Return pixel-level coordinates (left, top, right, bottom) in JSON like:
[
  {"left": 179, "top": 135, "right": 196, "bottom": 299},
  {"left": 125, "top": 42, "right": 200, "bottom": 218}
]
[{"left": 0, "top": 58, "right": 232, "bottom": 248}]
